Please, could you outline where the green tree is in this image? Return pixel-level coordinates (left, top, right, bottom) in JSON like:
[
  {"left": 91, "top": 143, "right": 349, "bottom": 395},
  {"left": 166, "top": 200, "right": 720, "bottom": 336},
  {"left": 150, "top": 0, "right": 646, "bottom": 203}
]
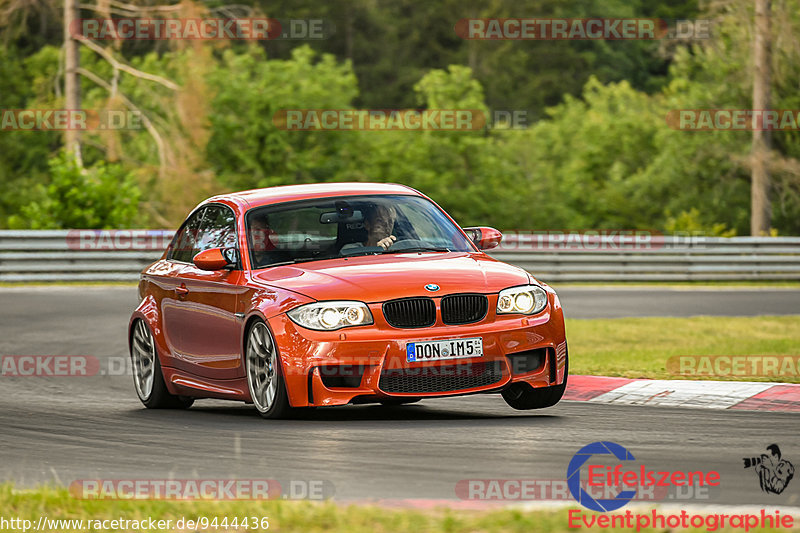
[
  {"left": 9, "top": 152, "right": 141, "bottom": 229},
  {"left": 206, "top": 45, "right": 358, "bottom": 190},
  {"left": 0, "top": 45, "right": 59, "bottom": 227}
]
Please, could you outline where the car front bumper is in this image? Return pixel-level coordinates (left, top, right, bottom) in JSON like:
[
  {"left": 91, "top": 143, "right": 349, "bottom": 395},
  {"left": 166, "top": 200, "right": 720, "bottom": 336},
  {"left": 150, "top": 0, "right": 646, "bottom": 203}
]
[{"left": 267, "top": 296, "right": 567, "bottom": 408}]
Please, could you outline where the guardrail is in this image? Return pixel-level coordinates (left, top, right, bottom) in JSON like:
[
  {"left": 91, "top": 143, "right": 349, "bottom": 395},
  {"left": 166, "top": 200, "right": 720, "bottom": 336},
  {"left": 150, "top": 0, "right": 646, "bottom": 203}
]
[
  {"left": 1, "top": 230, "right": 800, "bottom": 282},
  {"left": 493, "top": 233, "right": 800, "bottom": 282},
  {"left": 0, "top": 230, "right": 173, "bottom": 282}
]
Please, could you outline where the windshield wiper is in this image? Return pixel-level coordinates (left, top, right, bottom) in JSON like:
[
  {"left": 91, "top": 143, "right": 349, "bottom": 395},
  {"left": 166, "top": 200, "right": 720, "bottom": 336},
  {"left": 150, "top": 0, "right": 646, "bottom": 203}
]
[
  {"left": 383, "top": 246, "right": 451, "bottom": 254},
  {"left": 264, "top": 256, "right": 337, "bottom": 267},
  {"left": 262, "top": 246, "right": 450, "bottom": 268},
  {"left": 340, "top": 249, "right": 382, "bottom": 258}
]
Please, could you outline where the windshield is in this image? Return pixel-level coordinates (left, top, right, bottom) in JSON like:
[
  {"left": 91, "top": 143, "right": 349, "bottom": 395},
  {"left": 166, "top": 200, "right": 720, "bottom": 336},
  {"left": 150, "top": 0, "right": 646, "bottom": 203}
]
[{"left": 245, "top": 194, "right": 475, "bottom": 269}]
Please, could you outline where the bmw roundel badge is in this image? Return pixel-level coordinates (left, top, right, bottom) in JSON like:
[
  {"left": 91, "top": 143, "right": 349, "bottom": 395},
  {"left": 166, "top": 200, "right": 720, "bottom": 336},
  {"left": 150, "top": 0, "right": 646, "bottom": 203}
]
[{"left": 424, "top": 284, "right": 440, "bottom": 292}]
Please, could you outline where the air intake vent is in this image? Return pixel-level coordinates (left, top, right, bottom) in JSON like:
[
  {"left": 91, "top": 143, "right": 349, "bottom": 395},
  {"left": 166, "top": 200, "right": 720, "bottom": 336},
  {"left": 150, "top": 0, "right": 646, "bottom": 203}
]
[
  {"left": 383, "top": 297, "right": 436, "bottom": 328},
  {"left": 318, "top": 364, "right": 365, "bottom": 388},
  {"left": 441, "top": 294, "right": 489, "bottom": 325},
  {"left": 379, "top": 361, "right": 504, "bottom": 394},
  {"left": 506, "top": 348, "right": 547, "bottom": 375}
]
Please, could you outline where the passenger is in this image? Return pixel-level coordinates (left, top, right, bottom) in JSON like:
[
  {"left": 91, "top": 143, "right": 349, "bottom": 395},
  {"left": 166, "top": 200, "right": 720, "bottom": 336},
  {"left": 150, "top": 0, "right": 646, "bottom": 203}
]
[{"left": 250, "top": 216, "right": 276, "bottom": 266}]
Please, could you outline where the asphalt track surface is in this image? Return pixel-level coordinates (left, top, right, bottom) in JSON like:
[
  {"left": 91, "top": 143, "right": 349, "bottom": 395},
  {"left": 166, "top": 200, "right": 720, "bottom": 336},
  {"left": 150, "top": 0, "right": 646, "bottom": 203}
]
[{"left": 1, "top": 286, "right": 799, "bottom": 507}]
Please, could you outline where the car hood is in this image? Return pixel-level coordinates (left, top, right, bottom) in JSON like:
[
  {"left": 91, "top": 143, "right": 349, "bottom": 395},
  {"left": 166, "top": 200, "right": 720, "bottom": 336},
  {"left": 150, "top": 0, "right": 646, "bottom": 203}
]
[{"left": 250, "top": 252, "right": 531, "bottom": 302}]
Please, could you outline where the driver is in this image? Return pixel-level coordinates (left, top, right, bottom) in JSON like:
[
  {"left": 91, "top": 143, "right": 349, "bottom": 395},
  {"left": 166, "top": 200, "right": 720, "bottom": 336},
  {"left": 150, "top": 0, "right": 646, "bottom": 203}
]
[{"left": 363, "top": 204, "right": 397, "bottom": 250}]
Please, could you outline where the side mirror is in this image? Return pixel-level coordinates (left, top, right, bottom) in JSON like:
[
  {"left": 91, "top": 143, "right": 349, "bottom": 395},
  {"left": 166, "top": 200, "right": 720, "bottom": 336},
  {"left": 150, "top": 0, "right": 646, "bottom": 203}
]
[
  {"left": 193, "top": 247, "right": 235, "bottom": 271},
  {"left": 463, "top": 227, "right": 503, "bottom": 251}
]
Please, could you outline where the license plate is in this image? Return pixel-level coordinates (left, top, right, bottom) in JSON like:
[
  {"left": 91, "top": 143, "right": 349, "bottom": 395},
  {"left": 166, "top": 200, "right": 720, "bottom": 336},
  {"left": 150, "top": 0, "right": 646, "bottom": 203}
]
[{"left": 406, "top": 337, "right": 483, "bottom": 363}]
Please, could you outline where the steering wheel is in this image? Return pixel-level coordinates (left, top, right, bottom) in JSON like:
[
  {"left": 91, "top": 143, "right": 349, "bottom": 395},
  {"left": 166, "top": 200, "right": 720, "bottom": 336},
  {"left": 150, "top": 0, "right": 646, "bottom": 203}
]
[
  {"left": 340, "top": 244, "right": 384, "bottom": 256},
  {"left": 387, "top": 239, "right": 429, "bottom": 251}
]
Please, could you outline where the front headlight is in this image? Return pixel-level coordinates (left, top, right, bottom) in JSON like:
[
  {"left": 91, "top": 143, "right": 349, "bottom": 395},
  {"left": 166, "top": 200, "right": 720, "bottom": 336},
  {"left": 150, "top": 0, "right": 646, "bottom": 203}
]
[
  {"left": 287, "top": 301, "right": 374, "bottom": 331},
  {"left": 496, "top": 285, "right": 548, "bottom": 315}
]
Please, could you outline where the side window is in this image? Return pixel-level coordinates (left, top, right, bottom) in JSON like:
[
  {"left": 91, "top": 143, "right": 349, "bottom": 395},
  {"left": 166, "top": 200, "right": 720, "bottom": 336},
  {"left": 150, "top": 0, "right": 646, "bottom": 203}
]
[
  {"left": 195, "top": 205, "right": 238, "bottom": 255},
  {"left": 168, "top": 207, "right": 206, "bottom": 263}
]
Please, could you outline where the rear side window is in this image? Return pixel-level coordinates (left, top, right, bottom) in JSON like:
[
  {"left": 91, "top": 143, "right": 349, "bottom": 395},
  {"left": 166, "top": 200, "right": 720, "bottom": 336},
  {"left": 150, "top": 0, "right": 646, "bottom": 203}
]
[
  {"left": 196, "top": 205, "right": 238, "bottom": 253},
  {"left": 169, "top": 207, "right": 206, "bottom": 263},
  {"left": 168, "top": 204, "right": 238, "bottom": 263}
]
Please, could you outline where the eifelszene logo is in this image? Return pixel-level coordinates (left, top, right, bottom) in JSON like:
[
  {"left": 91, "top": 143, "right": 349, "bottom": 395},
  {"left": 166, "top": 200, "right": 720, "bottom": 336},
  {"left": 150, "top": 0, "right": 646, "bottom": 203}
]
[
  {"left": 567, "top": 441, "right": 721, "bottom": 512},
  {"left": 567, "top": 441, "right": 637, "bottom": 512},
  {"left": 743, "top": 444, "right": 795, "bottom": 495}
]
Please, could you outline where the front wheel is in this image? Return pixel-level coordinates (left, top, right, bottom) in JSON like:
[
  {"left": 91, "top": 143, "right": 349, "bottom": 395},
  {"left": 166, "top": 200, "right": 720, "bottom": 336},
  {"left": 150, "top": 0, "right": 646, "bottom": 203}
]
[
  {"left": 245, "top": 321, "right": 292, "bottom": 419},
  {"left": 130, "top": 319, "right": 194, "bottom": 409},
  {"left": 502, "top": 351, "right": 568, "bottom": 410}
]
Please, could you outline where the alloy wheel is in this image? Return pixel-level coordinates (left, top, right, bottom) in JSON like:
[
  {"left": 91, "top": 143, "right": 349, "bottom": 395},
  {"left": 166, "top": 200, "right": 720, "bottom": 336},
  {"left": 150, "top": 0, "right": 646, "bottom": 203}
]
[{"left": 246, "top": 322, "right": 279, "bottom": 412}]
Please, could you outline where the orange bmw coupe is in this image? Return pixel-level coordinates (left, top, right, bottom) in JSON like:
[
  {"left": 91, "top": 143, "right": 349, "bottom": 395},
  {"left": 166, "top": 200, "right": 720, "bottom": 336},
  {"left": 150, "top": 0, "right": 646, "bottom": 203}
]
[{"left": 129, "top": 183, "right": 568, "bottom": 418}]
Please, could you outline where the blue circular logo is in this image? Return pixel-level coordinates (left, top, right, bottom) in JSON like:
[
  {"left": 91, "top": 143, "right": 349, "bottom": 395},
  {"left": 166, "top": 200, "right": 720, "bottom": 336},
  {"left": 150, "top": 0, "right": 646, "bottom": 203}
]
[
  {"left": 424, "top": 284, "right": 440, "bottom": 292},
  {"left": 567, "top": 441, "right": 637, "bottom": 512}
]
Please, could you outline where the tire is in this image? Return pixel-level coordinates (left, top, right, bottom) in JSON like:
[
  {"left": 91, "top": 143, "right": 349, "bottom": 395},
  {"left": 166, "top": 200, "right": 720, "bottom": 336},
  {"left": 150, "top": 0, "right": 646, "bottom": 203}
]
[
  {"left": 245, "top": 320, "right": 292, "bottom": 419},
  {"left": 502, "top": 349, "right": 568, "bottom": 410},
  {"left": 130, "top": 319, "right": 194, "bottom": 409}
]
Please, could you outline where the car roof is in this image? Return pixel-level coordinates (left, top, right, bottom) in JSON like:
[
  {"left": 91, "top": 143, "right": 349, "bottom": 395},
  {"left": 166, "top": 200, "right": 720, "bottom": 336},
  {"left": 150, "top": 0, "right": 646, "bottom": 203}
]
[{"left": 205, "top": 182, "right": 421, "bottom": 211}]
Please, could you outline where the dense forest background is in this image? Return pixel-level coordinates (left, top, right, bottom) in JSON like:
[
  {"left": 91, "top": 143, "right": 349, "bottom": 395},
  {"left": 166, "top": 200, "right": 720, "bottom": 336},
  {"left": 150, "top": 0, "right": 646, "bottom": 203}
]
[{"left": 1, "top": 0, "right": 800, "bottom": 234}]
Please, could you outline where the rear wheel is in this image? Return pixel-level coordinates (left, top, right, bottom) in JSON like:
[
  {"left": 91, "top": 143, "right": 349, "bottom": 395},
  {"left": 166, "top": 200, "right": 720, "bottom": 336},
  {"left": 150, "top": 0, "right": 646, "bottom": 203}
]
[
  {"left": 246, "top": 321, "right": 292, "bottom": 419},
  {"left": 502, "top": 350, "right": 568, "bottom": 410},
  {"left": 130, "top": 319, "right": 194, "bottom": 409}
]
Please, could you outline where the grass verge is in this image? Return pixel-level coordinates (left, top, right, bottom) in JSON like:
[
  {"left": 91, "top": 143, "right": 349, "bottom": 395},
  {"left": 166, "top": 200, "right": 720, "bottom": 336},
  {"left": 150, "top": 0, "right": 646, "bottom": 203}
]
[
  {"left": 567, "top": 315, "right": 800, "bottom": 382},
  {"left": 0, "top": 484, "right": 570, "bottom": 533},
  {"left": 3, "top": 485, "right": 798, "bottom": 532}
]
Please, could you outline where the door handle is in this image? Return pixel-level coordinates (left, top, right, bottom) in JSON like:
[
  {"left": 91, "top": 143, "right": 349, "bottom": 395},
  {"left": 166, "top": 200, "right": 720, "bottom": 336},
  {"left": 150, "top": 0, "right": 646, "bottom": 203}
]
[{"left": 175, "top": 284, "right": 189, "bottom": 296}]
